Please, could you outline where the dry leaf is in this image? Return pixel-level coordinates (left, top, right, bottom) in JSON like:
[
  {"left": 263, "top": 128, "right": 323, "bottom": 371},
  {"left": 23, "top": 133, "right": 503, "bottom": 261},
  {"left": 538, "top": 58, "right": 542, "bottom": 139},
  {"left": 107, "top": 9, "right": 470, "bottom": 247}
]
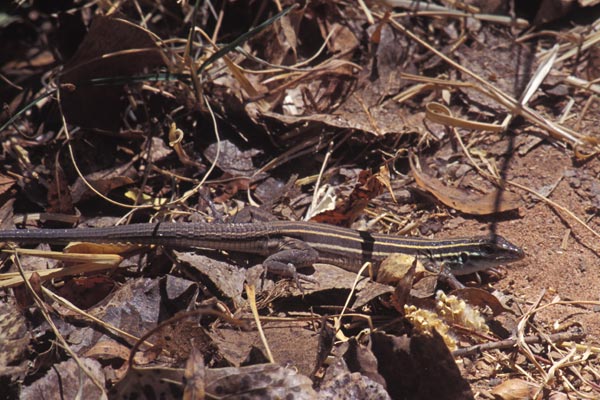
[
  {"left": 410, "top": 154, "right": 520, "bottom": 215},
  {"left": 183, "top": 348, "right": 205, "bottom": 400},
  {"left": 311, "top": 169, "right": 383, "bottom": 226},
  {"left": 60, "top": 16, "right": 166, "bottom": 130},
  {"left": 491, "top": 378, "right": 540, "bottom": 399}
]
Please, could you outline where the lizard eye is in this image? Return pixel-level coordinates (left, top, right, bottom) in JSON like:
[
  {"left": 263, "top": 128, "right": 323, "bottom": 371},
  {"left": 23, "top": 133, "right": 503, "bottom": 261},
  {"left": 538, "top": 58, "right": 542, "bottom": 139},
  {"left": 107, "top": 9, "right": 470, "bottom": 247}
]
[
  {"left": 459, "top": 252, "right": 470, "bottom": 264},
  {"left": 480, "top": 244, "right": 495, "bottom": 255}
]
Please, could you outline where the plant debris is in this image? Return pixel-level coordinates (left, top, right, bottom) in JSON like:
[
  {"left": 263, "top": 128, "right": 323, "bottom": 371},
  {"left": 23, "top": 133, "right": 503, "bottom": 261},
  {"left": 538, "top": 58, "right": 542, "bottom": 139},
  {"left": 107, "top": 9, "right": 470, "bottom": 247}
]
[{"left": 1, "top": 1, "right": 600, "bottom": 398}]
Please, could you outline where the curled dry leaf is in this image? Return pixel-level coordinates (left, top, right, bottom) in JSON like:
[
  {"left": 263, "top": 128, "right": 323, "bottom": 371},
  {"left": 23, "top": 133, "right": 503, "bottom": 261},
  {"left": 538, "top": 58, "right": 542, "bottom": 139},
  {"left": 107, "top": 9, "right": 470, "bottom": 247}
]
[
  {"left": 85, "top": 340, "right": 157, "bottom": 366},
  {"left": 311, "top": 169, "right": 383, "bottom": 226},
  {"left": 376, "top": 253, "right": 419, "bottom": 286},
  {"left": 450, "top": 287, "right": 511, "bottom": 316},
  {"left": 410, "top": 274, "right": 440, "bottom": 299},
  {"left": 490, "top": 378, "right": 540, "bottom": 400},
  {"left": 409, "top": 154, "right": 520, "bottom": 215},
  {"left": 377, "top": 253, "right": 440, "bottom": 299}
]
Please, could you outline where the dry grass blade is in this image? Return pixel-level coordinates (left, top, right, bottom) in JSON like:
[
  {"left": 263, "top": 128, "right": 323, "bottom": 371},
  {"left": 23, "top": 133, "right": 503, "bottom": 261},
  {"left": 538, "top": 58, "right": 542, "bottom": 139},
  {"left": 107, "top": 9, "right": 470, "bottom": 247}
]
[
  {"left": 401, "top": 72, "right": 591, "bottom": 149},
  {"left": 425, "top": 102, "right": 504, "bottom": 132},
  {"left": 246, "top": 284, "right": 275, "bottom": 363},
  {"left": 0, "top": 254, "right": 122, "bottom": 289},
  {"left": 195, "top": 4, "right": 299, "bottom": 78},
  {"left": 565, "top": 76, "right": 600, "bottom": 95},
  {"left": 384, "top": 0, "right": 529, "bottom": 27},
  {"left": 333, "top": 261, "right": 374, "bottom": 341},
  {"left": 550, "top": 19, "right": 600, "bottom": 63}
]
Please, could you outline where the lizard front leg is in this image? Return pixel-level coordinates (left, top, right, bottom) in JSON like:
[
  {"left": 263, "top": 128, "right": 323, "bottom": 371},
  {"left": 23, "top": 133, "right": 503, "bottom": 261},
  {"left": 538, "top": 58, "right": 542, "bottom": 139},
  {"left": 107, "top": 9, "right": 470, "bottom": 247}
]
[{"left": 263, "top": 237, "right": 320, "bottom": 290}]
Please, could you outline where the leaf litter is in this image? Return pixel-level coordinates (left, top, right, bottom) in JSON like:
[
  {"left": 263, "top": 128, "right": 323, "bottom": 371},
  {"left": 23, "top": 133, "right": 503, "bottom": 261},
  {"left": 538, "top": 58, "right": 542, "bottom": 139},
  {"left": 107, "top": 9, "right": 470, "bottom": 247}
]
[{"left": 0, "top": 1, "right": 600, "bottom": 398}]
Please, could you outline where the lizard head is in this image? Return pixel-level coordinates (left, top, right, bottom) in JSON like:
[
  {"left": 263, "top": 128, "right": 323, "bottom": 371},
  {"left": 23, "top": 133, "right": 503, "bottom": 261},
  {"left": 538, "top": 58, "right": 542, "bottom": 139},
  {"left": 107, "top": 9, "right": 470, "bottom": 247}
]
[{"left": 447, "top": 235, "right": 525, "bottom": 276}]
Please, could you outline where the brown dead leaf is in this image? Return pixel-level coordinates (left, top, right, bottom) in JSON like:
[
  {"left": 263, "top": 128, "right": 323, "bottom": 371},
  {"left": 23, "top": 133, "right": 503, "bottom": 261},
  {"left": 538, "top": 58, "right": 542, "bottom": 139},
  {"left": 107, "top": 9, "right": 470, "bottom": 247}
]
[
  {"left": 344, "top": 338, "right": 387, "bottom": 388},
  {"left": 155, "top": 319, "right": 218, "bottom": 364},
  {"left": 0, "top": 173, "right": 16, "bottom": 197},
  {"left": 534, "top": 0, "right": 574, "bottom": 25},
  {"left": 410, "top": 154, "right": 520, "bottom": 215},
  {"left": 183, "top": 347, "right": 205, "bottom": 400},
  {"left": 376, "top": 253, "right": 419, "bottom": 286},
  {"left": 377, "top": 254, "right": 417, "bottom": 312},
  {"left": 376, "top": 254, "right": 439, "bottom": 299},
  {"left": 323, "top": 22, "right": 360, "bottom": 56},
  {"left": 203, "top": 139, "right": 262, "bottom": 176},
  {"left": 0, "top": 199, "right": 15, "bottom": 231},
  {"left": 450, "top": 287, "right": 511, "bottom": 317},
  {"left": 409, "top": 273, "right": 440, "bottom": 299},
  {"left": 13, "top": 271, "right": 42, "bottom": 310},
  {"left": 109, "top": 366, "right": 184, "bottom": 399},
  {"left": 85, "top": 340, "right": 130, "bottom": 361},
  {"left": 291, "top": 263, "right": 394, "bottom": 310},
  {"left": 59, "top": 16, "right": 166, "bottom": 130},
  {"left": 174, "top": 251, "right": 249, "bottom": 309},
  {"left": 254, "top": 17, "right": 412, "bottom": 126},
  {"left": 250, "top": 7, "right": 302, "bottom": 67},
  {"left": 260, "top": 92, "right": 423, "bottom": 137},
  {"left": 207, "top": 325, "right": 258, "bottom": 367},
  {"left": 212, "top": 175, "right": 252, "bottom": 203},
  {"left": 311, "top": 169, "right": 383, "bottom": 226},
  {"left": 55, "top": 275, "right": 115, "bottom": 309},
  {"left": 46, "top": 164, "right": 74, "bottom": 214},
  {"left": 70, "top": 162, "right": 137, "bottom": 203},
  {"left": 65, "top": 278, "right": 166, "bottom": 355},
  {"left": 260, "top": 320, "right": 323, "bottom": 376},
  {"left": 21, "top": 358, "right": 105, "bottom": 399},
  {"left": 490, "top": 378, "right": 540, "bottom": 399},
  {"left": 3, "top": 50, "right": 55, "bottom": 71},
  {"left": 85, "top": 340, "right": 159, "bottom": 367}
]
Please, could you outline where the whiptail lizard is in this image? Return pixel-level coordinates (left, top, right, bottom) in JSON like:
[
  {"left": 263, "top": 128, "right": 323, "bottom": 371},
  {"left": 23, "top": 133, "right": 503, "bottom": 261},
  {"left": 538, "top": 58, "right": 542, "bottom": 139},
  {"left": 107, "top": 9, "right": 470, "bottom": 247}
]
[{"left": 0, "top": 221, "right": 524, "bottom": 285}]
